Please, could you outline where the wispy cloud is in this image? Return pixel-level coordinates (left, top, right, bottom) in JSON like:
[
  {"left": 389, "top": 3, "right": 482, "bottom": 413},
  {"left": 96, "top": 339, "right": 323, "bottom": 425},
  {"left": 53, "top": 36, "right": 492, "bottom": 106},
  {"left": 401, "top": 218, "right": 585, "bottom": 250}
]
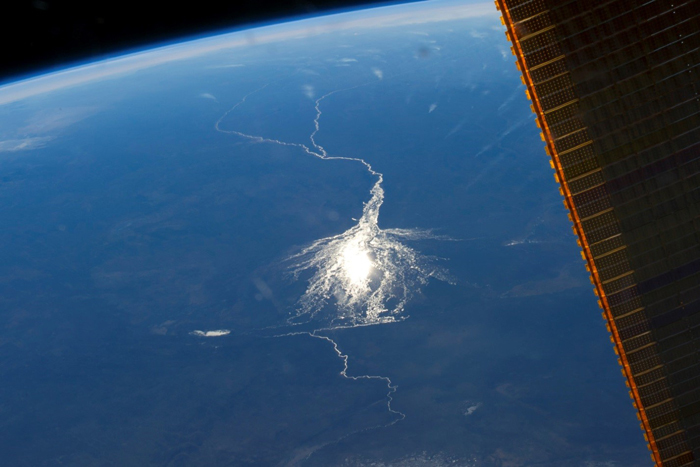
[
  {"left": 0, "top": 106, "right": 98, "bottom": 153},
  {"left": 18, "top": 106, "right": 97, "bottom": 134},
  {"left": 501, "top": 114, "right": 535, "bottom": 137},
  {"left": 497, "top": 86, "right": 524, "bottom": 113},
  {"left": 0, "top": 136, "right": 53, "bottom": 153},
  {"left": 302, "top": 84, "right": 315, "bottom": 99},
  {"left": 445, "top": 118, "right": 466, "bottom": 138},
  {"left": 501, "top": 264, "right": 584, "bottom": 298}
]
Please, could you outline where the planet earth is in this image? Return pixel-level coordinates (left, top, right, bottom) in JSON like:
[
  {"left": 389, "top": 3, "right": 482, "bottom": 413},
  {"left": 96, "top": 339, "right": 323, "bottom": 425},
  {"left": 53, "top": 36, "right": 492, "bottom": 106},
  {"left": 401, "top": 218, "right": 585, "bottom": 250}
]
[{"left": 0, "top": 1, "right": 651, "bottom": 465}]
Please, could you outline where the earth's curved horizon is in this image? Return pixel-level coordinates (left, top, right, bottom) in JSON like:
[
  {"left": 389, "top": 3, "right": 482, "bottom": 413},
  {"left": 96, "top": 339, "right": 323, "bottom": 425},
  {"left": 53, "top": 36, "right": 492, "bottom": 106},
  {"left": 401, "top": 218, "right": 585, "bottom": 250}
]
[{"left": 0, "top": 1, "right": 650, "bottom": 465}]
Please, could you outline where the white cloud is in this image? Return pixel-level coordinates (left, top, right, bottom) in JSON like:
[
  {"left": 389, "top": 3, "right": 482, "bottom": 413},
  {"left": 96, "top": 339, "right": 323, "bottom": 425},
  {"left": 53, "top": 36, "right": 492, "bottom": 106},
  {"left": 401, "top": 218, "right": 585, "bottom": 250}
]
[
  {"left": 190, "top": 329, "right": 231, "bottom": 337},
  {"left": 463, "top": 402, "right": 481, "bottom": 416},
  {"left": 428, "top": 103, "right": 438, "bottom": 113},
  {"left": 372, "top": 67, "right": 384, "bottom": 80},
  {"left": 199, "top": 92, "right": 217, "bottom": 101}
]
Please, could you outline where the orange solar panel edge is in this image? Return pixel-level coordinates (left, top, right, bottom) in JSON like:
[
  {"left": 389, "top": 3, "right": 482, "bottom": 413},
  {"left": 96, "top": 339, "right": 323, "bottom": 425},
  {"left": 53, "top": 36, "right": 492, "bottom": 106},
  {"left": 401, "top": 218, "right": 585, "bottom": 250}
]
[{"left": 494, "top": 0, "right": 664, "bottom": 464}]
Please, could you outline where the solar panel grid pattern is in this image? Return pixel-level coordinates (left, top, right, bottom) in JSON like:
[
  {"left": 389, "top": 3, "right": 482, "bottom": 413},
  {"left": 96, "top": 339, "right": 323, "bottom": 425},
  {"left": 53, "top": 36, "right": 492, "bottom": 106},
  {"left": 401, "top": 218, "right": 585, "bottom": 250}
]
[{"left": 495, "top": 0, "right": 700, "bottom": 465}]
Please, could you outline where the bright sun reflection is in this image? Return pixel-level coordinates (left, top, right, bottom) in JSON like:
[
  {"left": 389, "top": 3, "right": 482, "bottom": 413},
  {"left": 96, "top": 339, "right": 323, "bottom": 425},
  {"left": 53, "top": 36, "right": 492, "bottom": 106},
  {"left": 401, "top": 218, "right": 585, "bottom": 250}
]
[
  {"left": 341, "top": 243, "right": 373, "bottom": 285},
  {"left": 288, "top": 181, "right": 452, "bottom": 327}
]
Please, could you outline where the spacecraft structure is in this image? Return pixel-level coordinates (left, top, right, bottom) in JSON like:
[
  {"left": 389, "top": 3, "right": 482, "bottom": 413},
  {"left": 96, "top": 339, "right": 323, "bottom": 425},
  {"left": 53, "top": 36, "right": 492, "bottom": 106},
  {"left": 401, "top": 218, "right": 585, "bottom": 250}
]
[{"left": 494, "top": 0, "right": 700, "bottom": 465}]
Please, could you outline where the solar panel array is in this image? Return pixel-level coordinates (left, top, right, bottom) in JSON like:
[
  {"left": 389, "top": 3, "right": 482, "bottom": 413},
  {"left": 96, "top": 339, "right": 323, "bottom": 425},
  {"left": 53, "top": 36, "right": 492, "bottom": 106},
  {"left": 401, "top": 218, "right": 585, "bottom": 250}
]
[{"left": 494, "top": 1, "right": 700, "bottom": 465}]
